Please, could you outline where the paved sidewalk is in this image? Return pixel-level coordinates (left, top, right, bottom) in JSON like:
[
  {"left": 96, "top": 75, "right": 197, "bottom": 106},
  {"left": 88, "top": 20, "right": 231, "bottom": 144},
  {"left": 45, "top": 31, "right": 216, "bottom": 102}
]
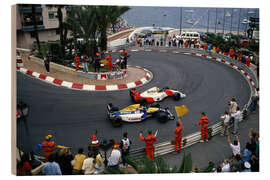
[
  {"left": 22, "top": 56, "right": 148, "bottom": 86},
  {"left": 162, "top": 109, "right": 259, "bottom": 170}
]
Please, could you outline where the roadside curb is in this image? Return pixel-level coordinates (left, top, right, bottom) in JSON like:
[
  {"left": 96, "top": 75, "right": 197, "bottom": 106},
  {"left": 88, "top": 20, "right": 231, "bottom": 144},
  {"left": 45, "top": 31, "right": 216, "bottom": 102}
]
[{"left": 16, "top": 65, "right": 153, "bottom": 92}]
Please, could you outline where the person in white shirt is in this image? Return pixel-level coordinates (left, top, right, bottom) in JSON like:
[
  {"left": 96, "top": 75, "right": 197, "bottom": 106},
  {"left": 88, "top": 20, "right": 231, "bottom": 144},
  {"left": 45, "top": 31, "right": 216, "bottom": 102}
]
[
  {"left": 220, "top": 111, "right": 230, "bottom": 136},
  {"left": 82, "top": 152, "right": 95, "bottom": 175},
  {"left": 107, "top": 142, "right": 122, "bottom": 171},
  {"left": 231, "top": 107, "right": 241, "bottom": 134},
  {"left": 221, "top": 159, "right": 231, "bottom": 172},
  {"left": 228, "top": 98, "right": 238, "bottom": 114},
  {"left": 227, "top": 135, "right": 241, "bottom": 156}
]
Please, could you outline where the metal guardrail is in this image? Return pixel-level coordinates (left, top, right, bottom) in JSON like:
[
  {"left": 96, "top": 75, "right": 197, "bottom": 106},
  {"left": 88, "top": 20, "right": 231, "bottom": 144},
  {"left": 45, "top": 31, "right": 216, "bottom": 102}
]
[
  {"left": 128, "top": 47, "right": 256, "bottom": 159},
  {"left": 15, "top": 46, "right": 257, "bottom": 162}
]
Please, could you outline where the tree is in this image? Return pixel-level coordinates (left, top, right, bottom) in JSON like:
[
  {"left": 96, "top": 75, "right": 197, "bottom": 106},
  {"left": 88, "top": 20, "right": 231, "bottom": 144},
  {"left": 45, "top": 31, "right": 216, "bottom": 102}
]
[
  {"left": 96, "top": 6, "right": 130, "bottom": 51},
  {"left": 65, "top": 6, "right": 98, "bottom": 59},
  {"left": 103, "top": 151, "right": 193, "bottom": 174}
]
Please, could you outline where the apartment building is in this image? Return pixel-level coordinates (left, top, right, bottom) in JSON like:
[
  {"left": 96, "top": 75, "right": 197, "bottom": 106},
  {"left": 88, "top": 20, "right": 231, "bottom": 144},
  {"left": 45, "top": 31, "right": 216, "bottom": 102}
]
[{"left": 16, "top": 4, "right": 69, "bottom": 49}]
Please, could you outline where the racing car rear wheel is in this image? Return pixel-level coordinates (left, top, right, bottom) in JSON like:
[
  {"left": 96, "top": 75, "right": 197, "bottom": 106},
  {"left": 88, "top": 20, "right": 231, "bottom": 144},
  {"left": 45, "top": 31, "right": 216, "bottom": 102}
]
[
  {"left": 111, "top": 116, "right": 122, "bottom": 127},
  {"left": 173, "top": 93, "right": 181, "bottom": 100},
  {"left": 157, "top": 112, "right": 169, "bottom": 123}
]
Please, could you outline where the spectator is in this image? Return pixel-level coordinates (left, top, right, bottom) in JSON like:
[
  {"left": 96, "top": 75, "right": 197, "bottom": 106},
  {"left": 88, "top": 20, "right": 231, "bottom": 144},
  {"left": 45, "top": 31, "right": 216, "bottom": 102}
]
[
  {"left": 41, "top": 134, "right": 57, "bottom": 162},
  {"left": 93, "top": 147, "right": 105, "bottom": 174},
  {"left": 231, "top": 107, "right": 241, "bottom": 135},
  {"left": 216, "top": 166, "right": 222, "bottom": 173},
  {"left": 42, "top": 154, "right": 62, "bottom": 175},
  {"left": 44, "top": 55, "right": 50, "bottom": 73},
  {"left": 221, "top": 159, "right": 230, "bottom": 172},
  {"left": 242, "top": 142, "right": 252, "bottom": 163},
  {"left": 107, "top": 142, "right": 122, "bottom": 171},
  {"left": 82, "top": 151, "right": 95, "bottom": 175},
  {"left": 251, "top": 88, "right": 259, "bottom": 112},
  {"left": 220, "top": 111, "right": 230, "bottom": 136},
  {"left": 120, "top": 132, "right": 132, "bottom": 167},
  {"left": 82, "top": 55, "right": 89, "bottom": 73},
  {"left": 249, "top": 154, "right": 259, "bottom": 172},
  {"left": 243, "top": 162, "right": 251, "bottom": 172},
  {"left": 230, "top": 154, "right": 243, "bottom": 172},
  {"left": 18, "top": 153, "right": 32, "bottom": 176},
  {"left": 227, "top": 135, "right": 241, "bottom": 156},
  {"left": 248, "top": 128, "right": 259, "bottom": 156},
  {"left": 72, "top": 148, "right": 86, "bottom": 175},
  {"left": 216, "top": 46, "right": 220, "bottom": 54},
  {"left": 58, "top": 148, "right": 73, "bottom": 175},
  {"left": 94, "top": 53, "right": 101, "bottom": 72},
  {"left": 88, "top": 134, "right": 100, "bottom": 155},
  {"left": 121, "top": 49, "right": 128, "bottom": 69},
  {"left": 192, "top": 165, "right": 200, "bottom": 173},
  {"left": 246, "top": 56, "right": 251, "bottom": 67},
  {"left": 227, "top": 97, "right": 238, "bottom": 114},
  {"left": 208, "top": 43, "right": 212, "bottom": 55}
]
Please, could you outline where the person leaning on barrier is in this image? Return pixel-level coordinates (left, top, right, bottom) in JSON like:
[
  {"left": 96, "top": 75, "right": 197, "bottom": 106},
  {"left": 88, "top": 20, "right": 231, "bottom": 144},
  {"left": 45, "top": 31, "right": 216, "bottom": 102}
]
[
  {"left": 231, "top": 107, "right": 241, "bottom": 135},
  {"left": 220, "top": 111, "right": 230, "bottom": 136}
]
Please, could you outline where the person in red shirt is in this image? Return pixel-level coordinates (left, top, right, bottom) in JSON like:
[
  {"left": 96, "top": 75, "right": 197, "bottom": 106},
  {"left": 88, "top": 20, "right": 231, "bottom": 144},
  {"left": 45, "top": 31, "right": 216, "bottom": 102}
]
[
  {"left": 121, "top": 49, "right": 128, "bottom": 69},
  {"left": 197, "top": 112, "right": 209, "bottom": 142},
  {"left": 139, "top": 130, "right": 156, "bottom": 161},
  {"left": 174, "top": 118, "right": 183, "bottom": 153},
  {"left": 107, "top": 55, "right": 112, "bottom": 71},
  {"left": 238, "top": 53, "right": 243, "bottom": 62},
  {"left": 18, "top": 153, "right": 32, "bottom": 175},
  {"left": 184, "top": 41, "right": 189, "bottom": 48},
  {"left": 216, "top": 47, "right": 220, "bottom": 54},
  {"left": 229, "top": 48, "right": 234, "bottom": 59},
  {"left": 203, "top": 43, "right": 208, "bottom": 52},
  {"left": 74, "top": 55, "right": 80, "bottom": 71},
  {"left": 41, "top": 135, "right": 57, "bottom": 162},
  {"left": 246, "top": 56, "right": 251, "bottom": 67}
]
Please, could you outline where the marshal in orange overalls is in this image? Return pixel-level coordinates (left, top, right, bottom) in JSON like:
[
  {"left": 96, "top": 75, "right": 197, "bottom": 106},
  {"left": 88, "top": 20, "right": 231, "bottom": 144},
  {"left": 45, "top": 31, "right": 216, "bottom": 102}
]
[
  {"left": 246, "top": 57, "right": 251, "bottom": 67},
  {"left": 139, "top": 131, "right": 156, "bottom": 161},
  {"left": 41, "top": 135, "right": 57, "bottom": 162},
  {"left": 107, "top": 55, "right": 112, "bottom": 71},
  {"left": 197, "top": 113, "right": 209, "bottom": 141},
  {"left": 74, "top": 56, "right": 80, "bottom": 71},
  {"left": 174, "top": 119, "right": 183, "bottom": 152}
]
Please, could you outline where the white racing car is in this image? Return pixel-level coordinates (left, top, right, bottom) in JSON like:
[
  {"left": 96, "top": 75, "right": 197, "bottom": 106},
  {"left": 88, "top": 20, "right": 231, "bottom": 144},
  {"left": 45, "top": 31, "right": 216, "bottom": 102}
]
[
  {"left": 107, "top": 103, "right": 175, "bottom": 127},
  {"left": 130, "top": 87, "right": 186, "bottom": 104}
]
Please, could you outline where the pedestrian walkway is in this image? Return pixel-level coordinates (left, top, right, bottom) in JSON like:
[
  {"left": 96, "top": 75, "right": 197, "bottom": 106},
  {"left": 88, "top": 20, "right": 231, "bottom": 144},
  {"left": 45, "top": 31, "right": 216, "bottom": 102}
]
[
  {"left": 162, "top": 109, "right": 259, "bottom": 170},
  {"left": 18, "top": 56, "right": 152, "bottom": 91}
]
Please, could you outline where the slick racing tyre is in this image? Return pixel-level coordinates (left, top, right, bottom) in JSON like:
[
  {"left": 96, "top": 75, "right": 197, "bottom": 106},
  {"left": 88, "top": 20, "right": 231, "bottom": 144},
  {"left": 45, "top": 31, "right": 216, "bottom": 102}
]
[
  {"left": 173, "top": 93, "right": 181, "bottom": 100},
  {"left": 138, "top": 97, "right": 147, "bottom": 105},
  {"left": 111, "top": 116, "right": 122, "bottom": 127},
  {"left": 151, "top": 102, "right": 160, "bottom": 108},
  {"left": 157, "top": 112, "right": 169, "bottom": 123}
]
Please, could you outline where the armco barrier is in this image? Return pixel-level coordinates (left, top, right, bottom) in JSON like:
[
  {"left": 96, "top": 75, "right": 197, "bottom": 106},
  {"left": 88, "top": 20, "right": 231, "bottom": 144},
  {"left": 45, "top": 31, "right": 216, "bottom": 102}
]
[{"left": 128, "top": 47, "right": 257, "bottom": 159}]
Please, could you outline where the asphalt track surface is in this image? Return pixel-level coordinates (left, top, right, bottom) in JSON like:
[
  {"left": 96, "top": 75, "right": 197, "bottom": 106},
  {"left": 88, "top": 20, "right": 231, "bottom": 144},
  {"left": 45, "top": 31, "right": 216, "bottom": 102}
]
[{"left": 17, "top": 51, "right": 250, "bottom": 154}]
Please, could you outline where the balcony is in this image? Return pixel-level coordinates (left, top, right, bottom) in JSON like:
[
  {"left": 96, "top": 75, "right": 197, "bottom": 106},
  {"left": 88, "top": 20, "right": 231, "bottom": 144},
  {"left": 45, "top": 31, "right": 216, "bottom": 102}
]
[
  {"left": 22, "top": 25, "right": 45, "bottom": 32},
  {"left": 19, "top": 6, "right": 42, "bottom": 13}
]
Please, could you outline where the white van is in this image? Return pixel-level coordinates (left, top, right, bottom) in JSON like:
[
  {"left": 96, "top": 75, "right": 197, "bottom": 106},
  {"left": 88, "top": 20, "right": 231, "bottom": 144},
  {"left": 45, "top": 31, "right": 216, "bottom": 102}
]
[{"left": 176, "top": 31, "right": 200, "bottom": 40}]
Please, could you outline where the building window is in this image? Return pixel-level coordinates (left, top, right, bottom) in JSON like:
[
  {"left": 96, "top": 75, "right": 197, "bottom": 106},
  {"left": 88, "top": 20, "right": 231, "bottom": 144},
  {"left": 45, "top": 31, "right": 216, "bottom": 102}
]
[
  {"left": 48, "top": 11, "right": 57, "bottom": 19},
  {"left": 56, "top": 29, "right": 60, "bottom": 35}
]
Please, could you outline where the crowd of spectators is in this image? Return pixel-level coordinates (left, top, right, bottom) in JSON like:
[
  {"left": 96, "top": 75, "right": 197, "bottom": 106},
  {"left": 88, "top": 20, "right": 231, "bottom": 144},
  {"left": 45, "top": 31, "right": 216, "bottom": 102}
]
[{"left": 216, "top": 128, "right": 259, "bottom": 172}]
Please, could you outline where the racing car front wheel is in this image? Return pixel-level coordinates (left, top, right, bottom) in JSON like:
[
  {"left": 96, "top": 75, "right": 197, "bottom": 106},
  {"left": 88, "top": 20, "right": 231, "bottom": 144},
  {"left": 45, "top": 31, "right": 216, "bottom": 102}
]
[
  {"left": 157, "top": 112, "right": 169, "bottom": 123},
  {"left": 111, "top": 116, "right": 122, "bottom": 127},
  {"left": 173, "top": 93, "right": 181, "bottom": 100}
]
